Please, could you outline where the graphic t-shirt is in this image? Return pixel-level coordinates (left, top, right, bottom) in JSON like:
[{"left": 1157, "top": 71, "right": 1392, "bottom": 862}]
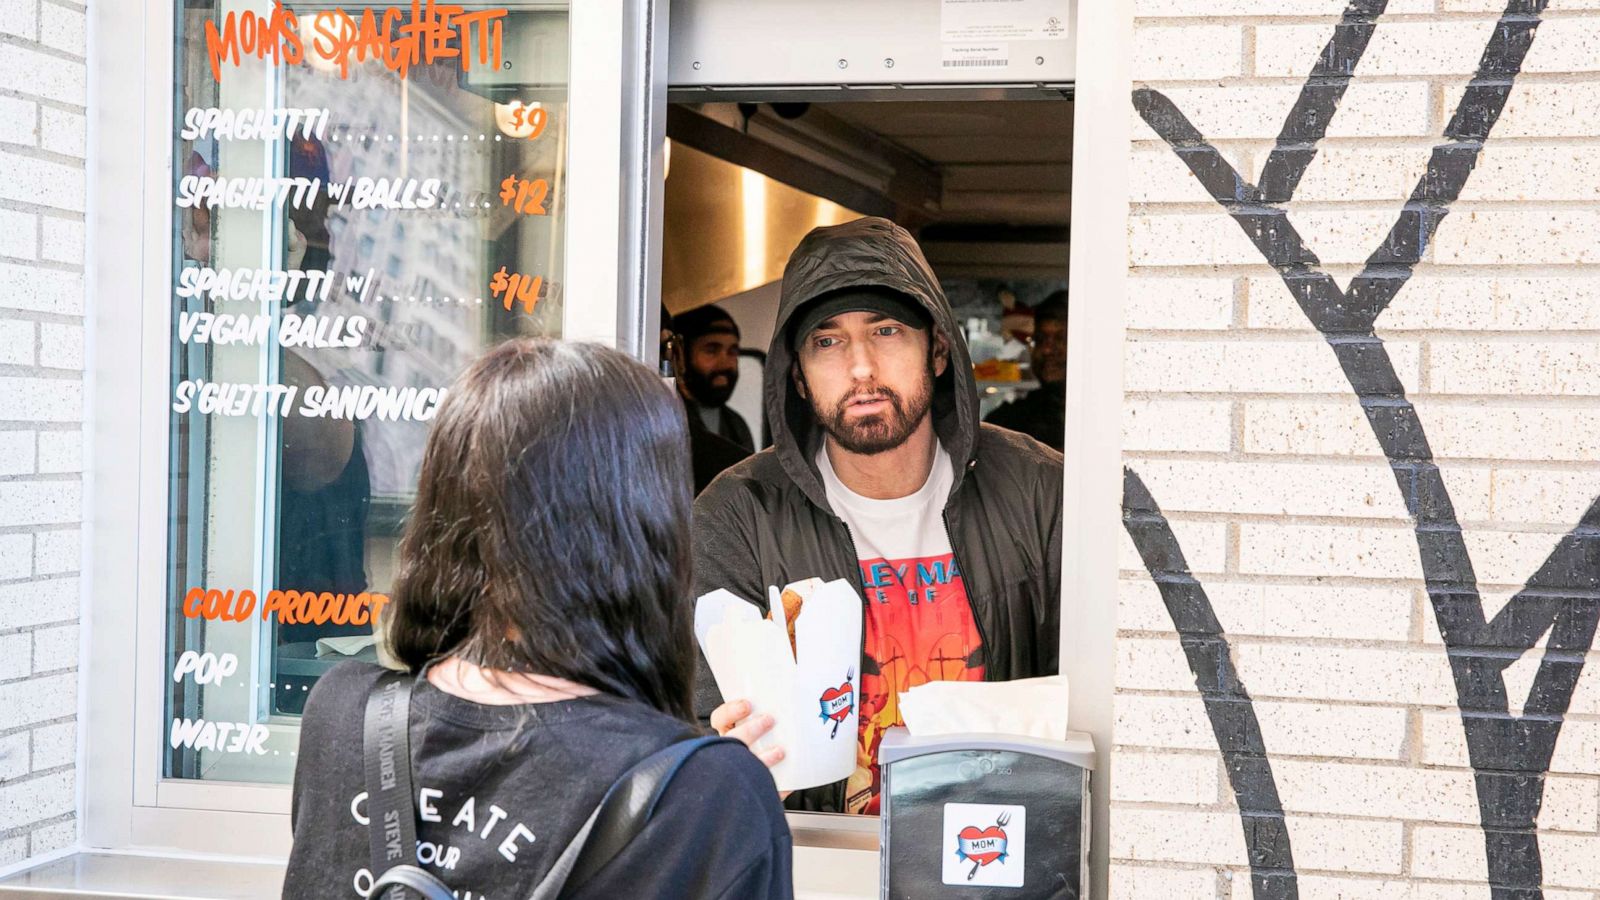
[
  {"left": 284, "top": 662, "right": 792, "bottom": 900},
  {"left": 818, "top": 441, "right": 986, "bottom": 815}
]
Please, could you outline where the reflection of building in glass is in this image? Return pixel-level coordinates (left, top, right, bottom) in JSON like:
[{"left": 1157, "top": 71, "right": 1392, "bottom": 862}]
[
  {"left": 159, "top": 3, "right": 573, "bottom": 782},
  {"left": 285, "top": 63, "right": 495, "bottom": 501},
  {"left": 277, "top": 59, "right": 570, "bottom": 501}
]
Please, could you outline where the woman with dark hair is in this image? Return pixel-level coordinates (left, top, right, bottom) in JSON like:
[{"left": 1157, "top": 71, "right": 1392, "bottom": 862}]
[{"left": 284, "top": 339, "right": 792, "bottom": 899}]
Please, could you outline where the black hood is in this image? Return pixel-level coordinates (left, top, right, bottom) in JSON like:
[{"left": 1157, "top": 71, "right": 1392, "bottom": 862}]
[{"left": 764, "top": 217, "right": 979, "bottom": 512}]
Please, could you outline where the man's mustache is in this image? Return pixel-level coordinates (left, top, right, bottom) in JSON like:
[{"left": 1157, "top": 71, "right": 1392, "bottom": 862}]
[{"left": 836, "top": 387, "right": 901, "bottom": 415}]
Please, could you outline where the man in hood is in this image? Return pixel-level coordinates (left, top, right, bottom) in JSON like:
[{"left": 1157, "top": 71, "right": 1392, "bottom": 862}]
[{"left": 695, "top": 217, "right": 1063, "bottom": 815}]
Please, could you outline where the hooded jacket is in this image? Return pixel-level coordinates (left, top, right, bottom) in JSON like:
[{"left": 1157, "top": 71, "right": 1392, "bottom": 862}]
[{"left": 691, "top": 217, "right": 1063, "bottom": 813}]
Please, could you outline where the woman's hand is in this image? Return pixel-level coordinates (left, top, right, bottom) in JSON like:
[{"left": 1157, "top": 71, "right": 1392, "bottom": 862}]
[{"left": 710, "top": 699, "right": 785, "bottom": 768}]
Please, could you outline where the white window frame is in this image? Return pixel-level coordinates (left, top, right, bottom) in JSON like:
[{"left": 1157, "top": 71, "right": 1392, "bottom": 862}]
[
  {"left": 1059, "top": 3, "right": 1131, "bottom": 895},
  {"left": 84, "top": 0, "right": 669, "bottom": 857}
]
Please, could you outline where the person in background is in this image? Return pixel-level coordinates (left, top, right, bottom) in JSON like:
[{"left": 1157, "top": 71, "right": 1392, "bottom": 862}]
[
  {"left": 286, "top": 339, "right": 791, "bottom": 899},
  {"left": 671, "top": 304, "right": 755, "bottom": 452},
  {"left": 286, "top": 135, "right": 333, "bottom": 271},
  {"left": 662, "top": 306, "right": 750, "bottom": 494},
  {"left": 273, "top": 132, "right": 372, "bottom": 714},
  {"left": 694, "top": 218, "right": 1063, "bottom": 816},
  {"left": 272, "top": 350, "right": 372, "bottom": 714},
  {"left": 983, "top": 290, "right": 1067, "bottom": 452}
]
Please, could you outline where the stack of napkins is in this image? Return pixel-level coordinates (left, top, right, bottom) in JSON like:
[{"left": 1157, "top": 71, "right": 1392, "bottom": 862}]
[
  {"left": 695, "top": 578, "right": 862, "bottom": 792},
  {"left": 898, "top": 674, "right": 1070, "bottom": 739}
]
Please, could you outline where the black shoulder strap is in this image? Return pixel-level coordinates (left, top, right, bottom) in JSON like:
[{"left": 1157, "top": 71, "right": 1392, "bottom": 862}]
[
  {"left": 364, "top": 670, "right": 454, "bottom": 900},
  {"left": 529, "top": 734, "right": 737, "bottom": 900}
]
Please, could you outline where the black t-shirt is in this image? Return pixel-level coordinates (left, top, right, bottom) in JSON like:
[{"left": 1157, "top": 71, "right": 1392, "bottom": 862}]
[
  {"left": 982, "top": 383, "right": 1066, "bottom": 453},
  {"left": 688, "top": 413, "right": 751, "bottom": 496},
  {"left": 285, "top": 662, "right": 793, "bottom": 899}
]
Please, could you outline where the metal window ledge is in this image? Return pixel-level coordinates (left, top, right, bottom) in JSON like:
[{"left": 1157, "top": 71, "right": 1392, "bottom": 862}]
[
  {"left": 0, "top": 846, "right": 878, "bottom": 899},
  {"left": 0, "top": 853, "right": 284, "bottom": 899}
]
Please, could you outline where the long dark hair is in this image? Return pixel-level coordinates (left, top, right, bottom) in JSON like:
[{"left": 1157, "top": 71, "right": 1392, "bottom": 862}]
[{"left": 386, "top": 338, "right": 696, "bottom": 720}]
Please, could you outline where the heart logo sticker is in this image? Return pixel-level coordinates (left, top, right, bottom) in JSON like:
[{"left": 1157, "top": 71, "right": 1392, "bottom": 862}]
[
  {"left": 955, "top": 812, "right": 1012, "bottom": 880},
  {"left": 817, "top": 668, "right": 855, "bottom": 739},
  {"left": 943, "top": 803, "right": 1025, "bottom": 887}
]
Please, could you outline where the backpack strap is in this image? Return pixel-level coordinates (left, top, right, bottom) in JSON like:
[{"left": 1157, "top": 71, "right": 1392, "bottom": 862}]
[
  {"left": 363, "top": 670, "right": 455, "bottom": 900},
  {"left": 529, "top": 734, "right": 738, "bottom": 900},
  {"left": 370, "top": 864, "right": 459, "bottom": 900}
]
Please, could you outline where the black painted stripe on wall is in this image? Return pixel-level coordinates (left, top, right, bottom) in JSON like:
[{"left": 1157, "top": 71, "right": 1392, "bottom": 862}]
[
  {"left": 1255, "top": 0, "right": 1387, "bottom": 203},
  {"left": 1121, "top": 469, "right": 1298, "bottom": 900}
]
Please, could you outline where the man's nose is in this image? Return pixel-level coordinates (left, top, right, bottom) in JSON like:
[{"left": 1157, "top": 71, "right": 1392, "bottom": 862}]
[{"left": 848, "top": 342, "right": 877, "bottom": 381}]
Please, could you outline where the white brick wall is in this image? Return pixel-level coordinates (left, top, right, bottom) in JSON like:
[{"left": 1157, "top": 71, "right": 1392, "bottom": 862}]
[
  {"left": 0, "top": 0, "right": 85, "bottom": 867},
  {"left": 1120, "top": 1, "right": 1600, "bottom": 894},
  {"left": 1109, "top": 863, "right": 1219, "bottom": 900}
]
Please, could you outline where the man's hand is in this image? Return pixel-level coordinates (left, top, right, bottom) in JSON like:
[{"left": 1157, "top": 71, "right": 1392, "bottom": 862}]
[{"left": 710, "top": 699, "right": 785, "bottom": 768}]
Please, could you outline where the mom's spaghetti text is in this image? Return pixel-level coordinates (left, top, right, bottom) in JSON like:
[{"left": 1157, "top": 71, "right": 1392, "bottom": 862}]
[{"left": 203, "top": 2, "right": 508, "bottom": 82}]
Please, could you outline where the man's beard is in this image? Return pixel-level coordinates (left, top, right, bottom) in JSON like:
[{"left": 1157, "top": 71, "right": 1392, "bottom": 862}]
[
  {"left": 813, "top": 377, "right": 933, "bottom": 456},
  {"left": 684, "top": 365, "right": 737, "bottom": 406}
]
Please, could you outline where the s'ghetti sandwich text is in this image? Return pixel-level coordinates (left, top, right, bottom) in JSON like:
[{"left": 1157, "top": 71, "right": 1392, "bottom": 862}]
[{"left": 171, "top": 380, "right": 446, "bottom": 421}]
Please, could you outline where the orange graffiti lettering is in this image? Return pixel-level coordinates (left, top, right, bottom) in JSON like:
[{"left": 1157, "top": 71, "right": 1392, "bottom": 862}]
[
  {"left": 203, "top": 4, "right": 305, "bottom": 82},
  {"left": 497, "top": 174, "right": 549, "bottom": 217},
  {"left": 488, "top": 267, "right": 543, "bottom": 315},
  {"left": 182, "top": 587, "right": 258, "bottom": 622},
  {"left": 507, "top": 104, "right": 547, "bottom": 140},
  {"left": 307, "top": 2, "right": 506, "bottom": 80},
  {"left": 181, "top": 586, "right": 389, "bottom": 625},
  {"left": 261, "top": 589, "right": 391, "bottom": 626},
  {"left": 204, "top": 3, "right": 506, "bottom": 82}
]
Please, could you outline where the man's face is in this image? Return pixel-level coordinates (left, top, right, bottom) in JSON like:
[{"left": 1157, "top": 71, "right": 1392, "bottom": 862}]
[
  {"left": 794, "top": 311, "right": 947, "bottom": 455},
  {"left": 1031, "top": 318, "right": 1068, "bottom": 386},
  {"left": 682, "top": 329, "right": 740, "bottom": 406}
]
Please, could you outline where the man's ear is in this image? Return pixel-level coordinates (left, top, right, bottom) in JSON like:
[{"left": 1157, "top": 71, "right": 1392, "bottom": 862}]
[
  {"left": 931, "top": 327, "right": 950, "bottom": 378},
  {"left": 791, "top": 359, "right": 809, "bottom": 400},
  {"left": 669, "top": 334, "right": 687, "bottom": 376}
]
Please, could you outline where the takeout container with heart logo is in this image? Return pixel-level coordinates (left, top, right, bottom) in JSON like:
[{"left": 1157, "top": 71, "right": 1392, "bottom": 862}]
[{"left": 694, "top": 577, "right": 862, "bottom": 792}]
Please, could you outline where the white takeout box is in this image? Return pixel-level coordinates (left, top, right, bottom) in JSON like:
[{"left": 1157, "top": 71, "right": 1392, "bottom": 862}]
[{"left": 695, "top": 577, "right": 862, "bottom": 792}]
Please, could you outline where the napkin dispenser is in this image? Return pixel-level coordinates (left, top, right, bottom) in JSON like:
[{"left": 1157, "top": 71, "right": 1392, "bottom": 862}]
[{"left": 878, "top": 728, "right": 1094, "bottom": 900}]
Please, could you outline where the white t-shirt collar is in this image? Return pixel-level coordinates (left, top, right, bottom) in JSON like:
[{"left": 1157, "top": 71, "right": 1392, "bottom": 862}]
[{"left": 816, "top": 440, "right": 953, "bottom": 520}]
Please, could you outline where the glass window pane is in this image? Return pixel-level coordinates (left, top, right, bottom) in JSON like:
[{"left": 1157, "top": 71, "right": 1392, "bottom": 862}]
[{"left": 166, "top": 0, "right": 570, "bottom": 784}]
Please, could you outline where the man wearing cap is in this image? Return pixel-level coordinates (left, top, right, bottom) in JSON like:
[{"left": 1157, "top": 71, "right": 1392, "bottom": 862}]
[
  {"left": 671, "top": 304, "right": 755, "bottom": 452},
  {"left": 693, "top": 217, "right": 1063, "bottom": 815}
]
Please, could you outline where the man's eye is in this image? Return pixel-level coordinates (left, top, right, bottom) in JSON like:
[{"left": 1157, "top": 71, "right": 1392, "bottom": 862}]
[
  {"left": 814, "top": 336, "right": 840, "bottom": 349},
  {"left": 875, "top": 326, "right": 901, "bottom": 337}
]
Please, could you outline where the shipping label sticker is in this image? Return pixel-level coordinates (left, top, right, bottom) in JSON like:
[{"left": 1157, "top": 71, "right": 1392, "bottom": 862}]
[
  {"left": 941, "top": 0, "right": 1070, "bottom": 43},
  {"left": 941, "top": 43, "right": 1011, "bottom": 70}
]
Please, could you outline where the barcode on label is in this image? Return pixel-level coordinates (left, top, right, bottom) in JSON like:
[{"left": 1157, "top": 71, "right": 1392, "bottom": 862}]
[{"left": 941, "top": 58, "right": 1009, "bottom": 67}]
